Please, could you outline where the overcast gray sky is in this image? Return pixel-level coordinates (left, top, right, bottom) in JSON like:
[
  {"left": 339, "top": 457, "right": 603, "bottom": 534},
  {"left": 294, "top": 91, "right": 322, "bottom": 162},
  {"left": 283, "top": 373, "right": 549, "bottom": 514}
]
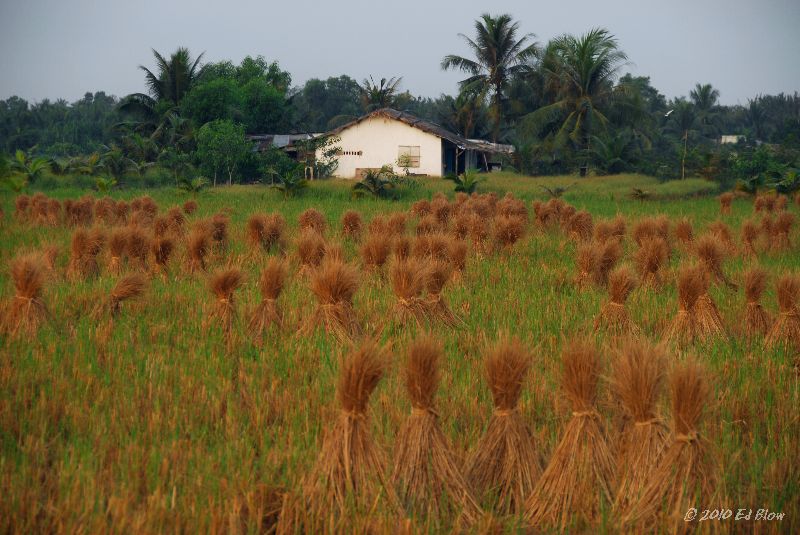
[{"left": 1, "top": 0, "right": 798, "bottom": 106}]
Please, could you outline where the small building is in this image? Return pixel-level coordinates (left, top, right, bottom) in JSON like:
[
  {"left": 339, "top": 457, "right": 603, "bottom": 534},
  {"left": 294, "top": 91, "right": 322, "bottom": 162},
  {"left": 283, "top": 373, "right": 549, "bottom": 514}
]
[
  {"left": 719, "top": 134, "right": 746, "bottom": 145},
  {"left": 318, "top": 108, "right": 514, "bottom": 179},
  {"left": 248, "top": 133, "right": 321, "bottom": 160}
]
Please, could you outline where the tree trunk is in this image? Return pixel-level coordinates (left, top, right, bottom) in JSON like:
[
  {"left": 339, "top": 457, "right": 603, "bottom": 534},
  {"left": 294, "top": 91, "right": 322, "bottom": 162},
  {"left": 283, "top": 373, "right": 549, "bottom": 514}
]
[{"left": 682, "top": 130, "right": 688, "bottom": 180}]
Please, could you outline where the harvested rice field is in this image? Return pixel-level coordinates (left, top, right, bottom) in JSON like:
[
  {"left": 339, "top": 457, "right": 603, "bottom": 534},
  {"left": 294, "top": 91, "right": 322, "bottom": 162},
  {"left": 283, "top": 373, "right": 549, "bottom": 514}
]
[{"left": 1, "top": 173, "right": 798, "bottom": 533}]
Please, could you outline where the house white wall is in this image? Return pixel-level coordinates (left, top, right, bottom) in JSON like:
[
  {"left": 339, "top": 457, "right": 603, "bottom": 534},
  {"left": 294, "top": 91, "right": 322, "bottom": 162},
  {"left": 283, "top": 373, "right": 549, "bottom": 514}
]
[{"left": 321, "top": 116, "right": 443, "bottom": 178}]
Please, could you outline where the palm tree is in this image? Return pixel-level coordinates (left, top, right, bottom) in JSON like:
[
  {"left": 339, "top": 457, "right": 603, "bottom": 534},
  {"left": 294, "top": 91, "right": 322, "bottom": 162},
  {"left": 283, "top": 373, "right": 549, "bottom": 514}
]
[
  {"left": 689, "top": 83, "right": 720, "bottom": 136},
  {"left": 359, "top": 76, "right": 402, "bottom": 112},
  {"left": 118, "top": 47, "right": 205, "bottom": 141},
  {"left": 522, "top": 28, "right": 628, "bottom": 176},
  {"left": 10, "top": 149, "right": 49, "bottom": 184},
  {"left": 441, "top": 13, "right": 538, "bottom": 142}
]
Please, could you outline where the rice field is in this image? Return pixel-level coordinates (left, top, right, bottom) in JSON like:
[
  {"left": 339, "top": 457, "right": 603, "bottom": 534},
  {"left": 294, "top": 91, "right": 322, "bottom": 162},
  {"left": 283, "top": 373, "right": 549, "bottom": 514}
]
[{"left": 0, "top": 173, "right": 798, "bottom": 533}]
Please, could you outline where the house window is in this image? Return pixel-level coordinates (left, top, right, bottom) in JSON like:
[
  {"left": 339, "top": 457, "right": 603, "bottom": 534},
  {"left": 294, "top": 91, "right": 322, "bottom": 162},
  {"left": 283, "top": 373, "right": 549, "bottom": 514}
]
[
  {"left": 337, "top": 150, "right": 363, "bottom": 156},
  {"left": 398, "top": 146, "right": 420, "bottom": 168}
]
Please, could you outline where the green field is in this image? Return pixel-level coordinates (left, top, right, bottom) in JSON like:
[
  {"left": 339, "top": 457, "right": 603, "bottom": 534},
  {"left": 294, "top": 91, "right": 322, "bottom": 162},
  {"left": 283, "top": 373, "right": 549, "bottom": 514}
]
[{"left": 1, "top": 173, "right": 797, "bottom": 533}]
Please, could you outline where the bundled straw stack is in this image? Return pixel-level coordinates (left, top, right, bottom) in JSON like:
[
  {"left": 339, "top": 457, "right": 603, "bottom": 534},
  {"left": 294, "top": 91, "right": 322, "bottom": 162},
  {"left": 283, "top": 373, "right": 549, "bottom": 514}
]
[
  {"left": 610, "top": 338, "right": 668, "bottom": 514},
  {"left": 302, "top": 259, "right": 361, "bottom": 340},
  {"left": 525, "top": 339, "right": 615, "bottom": 531},
  {"left": 2, "top": 254, "right": 50, "bottom": 338},
  {"left": 594, "top": 266, "right": 639, "bottom": 335},
  {"left": 390, "top": 258, "right": 429, "bottom": 326},
  {"left": 279, "top": 339, "right": 402, "bottom": 532},
  {"left": 743, "top": 267, "right": 771, "bottom": 338},
  {"left": 248, "top": 258, "right": 287, "bottom": 344},
  {"left": 466, "top": 336, "right": 541, "bottom": 514},
  {"left": 664, "top": 265, "right": 705, "bottom": 345},
  {"left": 764, "top": 274, "right": 800, "bottom": 350},
  {"left": 623, "top": 360, "right": 717, "bottom": 533},
  {"left": 391, "top": 335, "right": 482, "bottom": 524}
]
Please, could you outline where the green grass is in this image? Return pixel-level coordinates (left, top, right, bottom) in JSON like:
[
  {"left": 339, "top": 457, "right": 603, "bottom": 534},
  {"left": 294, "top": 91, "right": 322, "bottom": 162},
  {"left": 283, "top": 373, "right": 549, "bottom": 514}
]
[{"left": 0, "top": 172, "right": 797, "bottom": 533}]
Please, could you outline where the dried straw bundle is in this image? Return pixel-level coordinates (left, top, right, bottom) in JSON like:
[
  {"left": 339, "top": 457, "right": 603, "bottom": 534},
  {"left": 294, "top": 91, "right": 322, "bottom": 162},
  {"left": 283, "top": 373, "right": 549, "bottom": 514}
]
[
  {"left": 103, "top": 273, "right": 147, "bottom": 318},
  {"left": 387, "top": 212, "right": 407, "bottom": 236},
  {"left": 151, "top": 236, "right": 174, "bottom": 276},
  {"left": 693, "top": 284, "right": 727, "bottom": 342},
  {"left": 296, "top": 229, "right": 326, "bottom": 274},
  {"left": 468, "top": 213, "right": 490, "bottom": 255},
  {"left": 567, "top": 210, "right": 593, "bottom": 242},
  {"left": 246, "top": 214, "right": 268, "bottom": 249},
  {"left": 410, "top": 199, "right": 432, "bottom": 217},
  {"left": 125, "top": 227, "right": 150, "bottom": 270},
  {"left": 360, "top": 232, "right": 392, "bottom": 271},
  {"left": 594, "top": 266, "right": 639, "bottom": 335},
  {"left": 492, "top": 215, "right": 526, "bottom": 251},
  {"left": 281, "top": 340, "right": 401, "bottom": 530},
  {"left": 393, "top": 235, "right": 411, "bottom": 261},
  {"left": 634, "top": 236, "right": 669, "bottom": 288},
  {"left": 107, "top": 228, "right": 127, "bottom": 274},
  {"left": 165, "top": 206, "right": 186, "bottom": 236},
  {"left": 764, "top": 274, "right": 800, "bottom": 350},
  {"left": 425, "top": 260, "right": 460, "bottom": 327},
  {"left": 416, "top": 214, "right": 440, "bottom": 235},
  {"left": 340, "top": 210, "right": 363, "bottom": 240},
  {"left": 497, "top": 193, "right": 529, "bottom": 222},
  {"left": 210, "top": 213, "right": 229, "bottom": 252},
  {"left": 182, "top": 199, "right": 198, "bottom": 215},
  {"left": 719, "top": 192, "right": 734, "bottom": 214},
  {"left": 466, "top": 336, "right": 541, "bottom": 514},
  {"left": 524, "top": 339, "right": 615, "bottom": 531},
  {"left": 390, "top": 258, "right": 429, "bottom": 326},
  {"left": 412, "top": 233, "right": 450, "bottom": 263},
  {"left": 46, "top": 199, "right": 61, "bottom": 226},
  {"left": 392, "top": 335, "right": 482, "bottom": 524},
  {"left": 771, "top": 211, "right": 794, "bottom": 250},
  {"left": 298, "top": 207, "right": 326, "bottom": 234},
  {"left": 708, "top": 220, "right": 736, "bottom": 253},
  {"left": 14, "top": 195, "right": 30, "bottom": 221},
  {"left": 152, "top": 216, "right": 169, "bottom": 238},
  {"left": 448, "top": 238, "right": 468, "bottom": 281},
  {"left": 3, "top": 255, "right": 50, "bottom": 338},
  {"left": 67, "top": 228, "right": 104, "bottom": 280},
  {"left": 451, "top": 212, "right": 471, "bottom": 240},
  {"left": 754, "top": 193, "right": 776, "bottom": 212},
  {"left": 775, "top": 194, "right": 788, "bottom": 211},
  {"left": 209, "top": 268, "right": 244, "bottom": 341},
  {"left": 432, "top": 197, "right": 452, "bottom": 227},
  {"left": 303, "top": 259, "right": 361, "bottom": 340},
  {"left": 575, "top": 242, "right": 600, "bottom": 287},
  {"left": 114, "top": 200, "right": 130, "bottom": 224},
  {"left": 741, "top": 218, "right": 760, "bottom": 256},
  {"left": 673, "top": 218, "right": 694, "bottom": 247},
  {"left": 695, "top": 234, "right": 737, "bottom": 289},
  {"left": 41, "top": 244, "right": 59, "bottom": 276},
  {"left": 596, "top": 239, "right": 622, "bottom": 286},
  {"left": 664, "top": 265, "right": 705, "bottom": 345},
  {"left": 610, "top": 339, "right": 668, "bottom": 514},
  {"left": 622, "top": 361, "right": 717, "bottom": 533},
  {"left": 743, "top": 267, "right": 771, "bottom": 338},
  {"left": 185, "top": 229, "right": 210, "bottom": 274},
  {"left": 248, "top": 258, "right": 287, "bottom": 343}
]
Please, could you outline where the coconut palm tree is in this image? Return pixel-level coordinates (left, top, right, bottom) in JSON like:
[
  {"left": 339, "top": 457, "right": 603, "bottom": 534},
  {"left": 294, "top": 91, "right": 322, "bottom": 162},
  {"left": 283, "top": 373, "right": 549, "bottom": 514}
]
[
  {"left": 441, "top": 13, "right": 539, "bottom": 142},
  {"left": 359, "top": 76, "right": 402, "bottom": 112},
  {"left": 522, "top": 28, "right": 628, "bottom": 176},
  {"left": 690, "top": 83, "right": 720, "bottom": 136},
  {"left": 118, "top": 47, "right": 205, "bottom": 142}
]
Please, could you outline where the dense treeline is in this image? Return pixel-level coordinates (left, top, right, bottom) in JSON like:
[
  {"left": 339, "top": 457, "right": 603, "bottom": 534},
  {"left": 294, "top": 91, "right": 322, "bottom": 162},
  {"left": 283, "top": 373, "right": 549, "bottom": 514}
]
[{"left": 1, "top": 13, "right": 798, "bottom": 192}]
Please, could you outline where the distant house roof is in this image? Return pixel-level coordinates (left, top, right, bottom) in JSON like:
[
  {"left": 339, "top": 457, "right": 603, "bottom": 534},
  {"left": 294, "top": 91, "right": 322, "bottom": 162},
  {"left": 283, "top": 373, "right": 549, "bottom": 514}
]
[
  {"left": 327, "top": 108, "right": 514, "bottom": 154},
  {"left": 248, "top": 133, "right": 322, "bottom": 152}
]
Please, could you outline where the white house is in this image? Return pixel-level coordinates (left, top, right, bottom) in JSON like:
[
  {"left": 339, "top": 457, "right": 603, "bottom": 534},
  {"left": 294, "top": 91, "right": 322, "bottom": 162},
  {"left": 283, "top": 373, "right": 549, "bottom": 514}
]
[{"left": 318, "top": 108, "right": 514, "bottom": 179}]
